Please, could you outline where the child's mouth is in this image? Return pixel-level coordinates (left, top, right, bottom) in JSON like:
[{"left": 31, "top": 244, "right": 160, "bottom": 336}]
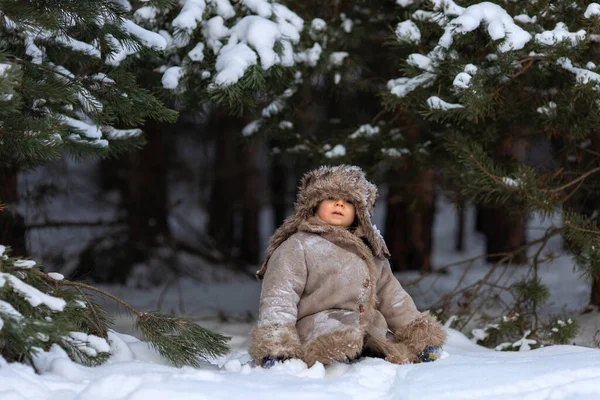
[{"left": 332, "top": 212, "right": 343, "bottom": 216}]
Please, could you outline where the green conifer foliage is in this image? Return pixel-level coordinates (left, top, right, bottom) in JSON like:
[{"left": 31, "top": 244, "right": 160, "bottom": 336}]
[
  {"left": 385, "top": 0, "right": 600, "bottom": 345},
  {"left": 130, "top": 0, "right": 317, "bottom": 114},
  {"left": 0, "top": 1, "right": 230, "bottom": 368},
  {"left": 0, "top": 0, "right": 177, "bottom": 169},
  {"left": 0, "top": 245, "right": 230, "bottom": 367}
]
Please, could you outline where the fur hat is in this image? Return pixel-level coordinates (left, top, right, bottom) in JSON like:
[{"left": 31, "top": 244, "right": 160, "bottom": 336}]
[{"left": 256, "top": 165, "right": 390, "bottom": 279}]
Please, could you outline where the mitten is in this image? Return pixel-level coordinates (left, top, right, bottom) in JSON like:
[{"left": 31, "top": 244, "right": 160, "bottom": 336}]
[
  {"left": 419, "top": 346, "right": 442, "bottom": 363},
  {"left": 262, "top": 356, "right": 287, "bottom": 368}
]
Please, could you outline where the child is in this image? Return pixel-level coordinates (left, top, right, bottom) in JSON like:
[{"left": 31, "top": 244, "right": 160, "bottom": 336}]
[{"left": 249, "top": 165, "right": 446, "bottom": 367}]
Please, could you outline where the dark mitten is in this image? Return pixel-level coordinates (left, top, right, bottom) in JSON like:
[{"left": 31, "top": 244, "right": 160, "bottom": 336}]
[
  {"left": 420, "top": 346, "right": 442, "bottom": 363},
  {"left": 262, "top": 356, "right": 287, "bottom": 368}
]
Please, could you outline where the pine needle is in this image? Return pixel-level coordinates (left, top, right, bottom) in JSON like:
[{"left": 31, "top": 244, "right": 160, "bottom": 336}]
[{"left": 136, "top": 312, "right": 230, "bottom": 368}]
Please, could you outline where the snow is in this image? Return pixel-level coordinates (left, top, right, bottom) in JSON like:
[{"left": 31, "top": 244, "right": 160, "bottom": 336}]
[
  {"left": 47, "top": 272, "right": 64, "bottom": 281},
  {"left": 134, "top": 6, "right": 159, "bottom": 22},
  {"left": 513, "top": 14, "right": 537, "bottom": 24},
  {"left": 60, "top": 116, "right": 103, "bottom": 139},
  {"left": 13, "top": 260, "right": 36, "bottom": 269},
  {"left": 381, "top": 148, "right": 410, "bottom": 157},
  {"left": 295, "top": 43, "right": 322, "bottom": 67},
  {"left": 55, "top": 35, "right": 101, "bottom": 58},
  {"left": 262, "top": 98, "right": 285, "bottom": 118},
  {"left": 396, "top": 0, "right": 416, "bottom": 7},
  {"left": 204, "top": 16, "right": 230, "bottom": 53},
  {"left": 0, "top": 245, "right": 5, "bottom": 256},
  {"left": 0, "top": 273, "right": 66, "bottom": 311},
  {"left": 340, "top": 13, "right": 353, "bottom": 33},
  {"left": 407, "top": 53, "right": 434, "bottom": 72},
  {"left": 214, "top": 42, "right": 257, "bottom": 85},
  {"left": 202, "top": 3, "right": 303, "bottom": 86},
  {"left": 388, "top": 73, "right": 436, "bottom": 98},
  {"left": 162, "top": 66, "right": 184, "bottom": 89},
  {"left": 311, "top": 18, "right": 326, "bottom": 31},
  {"left": 502, "top": 177, "right": 521, "bottom": 187},
  {"left": 273, "top": 4, "right": 303, "bottom": 43},
  {"left": 329, "top": 52, "right": 349, "bottom": 67},
  {"left": 427, "top": 96, "right": 464, "bottom": 110},
  {"left": 2, "top": 326, "right": 600, "bottom": 400},
  {"left": 584, "top": 3, "right": 600, "bottom": 19},
  {"left": 90, "top": 73, "right": 115, "bottom": 84},
  {"left": 0, "top": 299, "right": 23, "bottom": 320},
  {"left": 535, "top": 23, "right": 586, "bottom": 47},
  {"left": 279, "top": 121, "right": 293, "bottom": 129},
  {"left": 558, "top": 58, "right": 600, "bottom": 86},
  {"left": 188, "top": 42, "right": 205, "bottom": 62},
  {"left": 242, "top": 120, "right": 261, "bottom": 137},
  {"left": 436, "top": 2, "right": 532, "bottom": 52},
  {"left": 453, "top": 72, "right": 472, "bottom": 89},
  {"left": 173, "top": 0, "right": 207, "bottom": 32},
  {"left": 122, "top": 19, "right": 167, "bottom": 50},
  {"left": 395, "top": 20, "right": 421, "bottom": 44},
  {"left": 105, "top": 127, "right": 142, "bottom": 140},
  {"left": 537, "top": 101, "right": 557, "bottom": 116},
  {"left": 230, "top": 16, "right": 281, "bottom": 70},
  {"left": 325, "top": 144, "right": 346, "bottom": 158},
  {"left": 349, "top": 124, "right": 380, "bottom": 139},
  {"left": 242, "top": 0, "right": 272, "bottom": 18},
  {"left": 213, "top": 0, "right": 236, "bottom": 20}
]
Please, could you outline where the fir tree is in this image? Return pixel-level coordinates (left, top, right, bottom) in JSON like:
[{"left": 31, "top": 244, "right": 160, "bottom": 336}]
[
  {"left": 0, "top": 245, "right": 229, "bottom": 367},
  {"left": 131, "top": 0, "right": 317, "bottom": 113},
  {"left": 0, "top": 1, "right": 230, "bottom": 368},
  {"left": 382, "top": 0, "right": 600, "bottom": 345},
  {"left": 0, "top": 0, "right": 178, "bottom": 169}
]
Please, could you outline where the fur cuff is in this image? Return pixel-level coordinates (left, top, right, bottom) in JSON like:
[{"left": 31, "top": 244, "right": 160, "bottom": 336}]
[
  {"left": 394, "top": 312, "right": 447, "bottom": 354},
  {"left": 248, "top": 323, "right": 303, "bottom": 363},
  {"left": 303, "top": 328, "right": 363, "bottom": 367},
  {"left": 364, "top": 335, "right": 416, "bottom": 365}
]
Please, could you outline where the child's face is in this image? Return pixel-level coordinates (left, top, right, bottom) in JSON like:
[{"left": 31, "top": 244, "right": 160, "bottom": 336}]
[{"left": 316, "top": 198, "right": 356, "bottom": 227}]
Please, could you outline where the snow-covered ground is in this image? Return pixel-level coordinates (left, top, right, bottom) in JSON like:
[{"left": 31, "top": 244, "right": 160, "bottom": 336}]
[
  {"left": 2, "top": 327, "right": 600, "bottom": 400},
  {"left": 6, "top": 178, "right": 600, "bottom": 399}
]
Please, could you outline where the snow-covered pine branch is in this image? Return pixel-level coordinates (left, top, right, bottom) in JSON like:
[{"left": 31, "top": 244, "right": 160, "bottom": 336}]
[
  {"left": 0, "top": 245, "right": 229, "bottom": 367},
  {"left": 130, "top": 0, "right": 317, "bottom": 111},
  {"left": 0, "top": 0, "right": 176, "bottom": 166}
]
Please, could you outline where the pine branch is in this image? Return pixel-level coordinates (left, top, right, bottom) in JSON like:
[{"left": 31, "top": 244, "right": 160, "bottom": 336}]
[{"left": 39, "top": 271, "right": 231, "bottom": 366}]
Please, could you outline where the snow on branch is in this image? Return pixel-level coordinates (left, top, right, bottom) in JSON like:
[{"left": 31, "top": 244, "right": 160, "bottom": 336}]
[
  {"left": 162, "top": 0, "right": 306, "bottom": 88},
  {"left": 437, "top": 2, "right": 531, "bottom": 52},
  {"left": 0, "top": 273, "right": 66, "bottom": 311},
  {"left": 427, "top": 96, "right": 464, "bottom": 110}
]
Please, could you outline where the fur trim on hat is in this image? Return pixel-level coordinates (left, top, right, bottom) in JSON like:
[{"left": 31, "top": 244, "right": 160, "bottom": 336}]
[{"left": 257, "top": 165, "right": 389, "bottom": 279}]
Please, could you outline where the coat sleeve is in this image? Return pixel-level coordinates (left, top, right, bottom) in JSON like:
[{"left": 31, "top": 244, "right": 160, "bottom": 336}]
[
  {"left": 376, "top": 259, "right": 446, "bottom": 354},
  {"left": 248, "top": 236, "right": 307, "bottom": 362}
]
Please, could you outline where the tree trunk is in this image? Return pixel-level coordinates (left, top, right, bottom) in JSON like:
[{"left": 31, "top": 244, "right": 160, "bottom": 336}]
[
  {"left": 0, "top": 168, "right": 26, "bottom": 256},
  {"left": 126, "top": 121, "right": 171, "bottom": 249},
  {"left": 208, "top": 115, "right": 244, "bottom": 260},
  {"left": 270, "top": 156, "right": 288, "bottom": 229},
  {"left": 477, "top": 205, "right": 527, "bottom": 264},
  {"left": 239, "top": 141, "right": 261, "bottom": 264},
  {"left": 588, "top": 130, "right": 600, "bottom": 306},
  {"left": 385, "top": 169, "right": 435, "bottom": 273},
  {"left": 456, "top": 199, "right": 466, "bottom": 252},
  {"left": 591, "top": 277, "right": 600, "bottom": 307},
  {"left": 77, "top": 122, "right": 170, "bottom": 283}
]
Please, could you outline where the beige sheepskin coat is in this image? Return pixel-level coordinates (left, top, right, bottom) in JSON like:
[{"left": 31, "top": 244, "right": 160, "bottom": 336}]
[{"left": 249, "top": 166, "right": 446, "bottom": 366}]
